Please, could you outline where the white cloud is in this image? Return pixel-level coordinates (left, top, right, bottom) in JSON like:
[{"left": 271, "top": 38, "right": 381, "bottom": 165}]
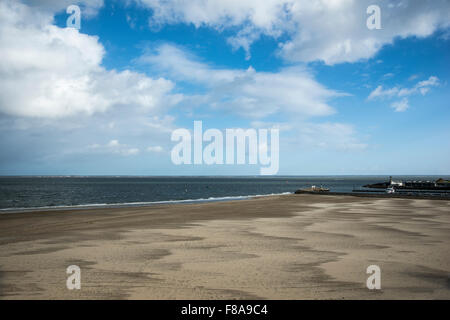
[
  {"left": 107, "top": 140, "right": 120, "bottom": 147},
  {"left": 0, "top": 0, "right": 182, "bottom": 118},
  {"left": 250, "top": 121, "right": 293, "bottom": 131},
  {"left": 368, "top": 85, "right": 399, "bottom": 100},
  {"left": 279, "top": 0, "right": 450, "bottom": 64},
  {"left": 368, "top": 76, "right": 440, "bottom": 101},
  {"left": 147, "top": 146, "right": 164, "bottom": 153},
  {"left": 139, "top": 0, "right": 287, "bottom": 59},
  {"left": 297, "top": 122, "right": 367, "bottom": 151},
  {"left": 140, "top": 44, "right": 342, "bottom": 119},
  {"left": 368, "top": 76, "right": 440, "bottom": 112},
  {"left": 417, "top": 76, "right": 439, "bottom": 88},
  {"left": 250, "top": 120, "right": 367, "bottom": 151},
  {"left": 126, "top": 14, "right": 137, "bottom": 29},
  {"left": 89, "top": 139, "right": 140, "bottom": 156},
  {"left": 25, "top": 0, "right": 104, "bottom": 17},
  {"left": 136, "top": 0, "right": 450, "bottom": 64},
  {"left": 391, "top": 98, "right": 409, "bottom": 112}
]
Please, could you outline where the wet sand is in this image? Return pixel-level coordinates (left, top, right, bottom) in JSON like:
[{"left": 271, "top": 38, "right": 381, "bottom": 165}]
[{"left": 0, "top": 194, "right": 449, "bottom": 299}]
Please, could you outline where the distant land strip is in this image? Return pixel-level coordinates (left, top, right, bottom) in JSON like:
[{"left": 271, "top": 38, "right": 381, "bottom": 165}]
[{"left": 295, "top": 190, "right": 450, "bottom": 200}]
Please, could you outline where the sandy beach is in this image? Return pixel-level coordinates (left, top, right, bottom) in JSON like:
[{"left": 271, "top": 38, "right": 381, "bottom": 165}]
[{"left": 0, "top": 193, "right": 449, "bottom": 299}]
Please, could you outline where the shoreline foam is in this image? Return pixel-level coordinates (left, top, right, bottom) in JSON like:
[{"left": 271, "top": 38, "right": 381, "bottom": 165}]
[{"left": 0, "top": 192, "right": 293, "bottom": 214}]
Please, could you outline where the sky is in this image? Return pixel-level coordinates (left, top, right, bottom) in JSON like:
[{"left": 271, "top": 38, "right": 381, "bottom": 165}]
[{"left": 0, "top": 0, "right": 449, "bottom": 176}]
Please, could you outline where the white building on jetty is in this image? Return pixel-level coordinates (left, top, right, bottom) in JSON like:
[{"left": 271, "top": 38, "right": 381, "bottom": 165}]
[{"left": 389, "top": 176, "right": 404, "bottom": 187}]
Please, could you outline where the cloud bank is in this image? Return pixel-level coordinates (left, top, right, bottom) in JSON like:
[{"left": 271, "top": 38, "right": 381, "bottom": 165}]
[
  {"left": 137, "top": 0, "right": 450, "bottom": 64},
  {"left": 0, "top": 0, "right": 181, "bottom": 119},
  {"left": 140, "top": 44, "right": 342, "bottom": 119}
]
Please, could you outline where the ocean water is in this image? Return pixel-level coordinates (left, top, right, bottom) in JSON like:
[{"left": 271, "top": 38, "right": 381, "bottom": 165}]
[{"left": 0, "top": 176, "right": 447, "bottom": 211}]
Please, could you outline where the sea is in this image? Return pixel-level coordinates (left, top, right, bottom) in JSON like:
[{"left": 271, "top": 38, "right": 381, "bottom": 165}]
[{"left": 0, "top": 176, "right": 448, "bottom": 212}]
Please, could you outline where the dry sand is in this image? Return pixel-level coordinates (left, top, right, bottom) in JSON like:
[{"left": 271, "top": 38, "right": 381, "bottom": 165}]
[{"left": 0, "top": 194, "right": 449, "bottom": 299}]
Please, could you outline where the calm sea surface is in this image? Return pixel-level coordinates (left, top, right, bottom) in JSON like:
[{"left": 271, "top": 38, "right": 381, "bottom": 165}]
[{"left": 0, "top": 176, "right": 447, "bottom": 211}]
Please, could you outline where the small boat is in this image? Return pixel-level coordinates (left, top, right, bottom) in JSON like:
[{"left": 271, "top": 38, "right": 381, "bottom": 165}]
[{"left": 386, "top": 187, "right": 395, "bottom": 194}]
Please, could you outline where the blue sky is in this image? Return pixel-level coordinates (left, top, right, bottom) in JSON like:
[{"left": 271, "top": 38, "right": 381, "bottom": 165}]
[{"left": 0, "top": 0, "right": 449, "bottom": 175}]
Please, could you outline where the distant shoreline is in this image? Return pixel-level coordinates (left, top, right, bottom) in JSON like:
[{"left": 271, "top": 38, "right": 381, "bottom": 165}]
[
  {"left": 0, "top": 192, "right": 292, "bottom": 214},
  {"left": 295, "top": 190, "right": 450, "bottom": 201}
]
